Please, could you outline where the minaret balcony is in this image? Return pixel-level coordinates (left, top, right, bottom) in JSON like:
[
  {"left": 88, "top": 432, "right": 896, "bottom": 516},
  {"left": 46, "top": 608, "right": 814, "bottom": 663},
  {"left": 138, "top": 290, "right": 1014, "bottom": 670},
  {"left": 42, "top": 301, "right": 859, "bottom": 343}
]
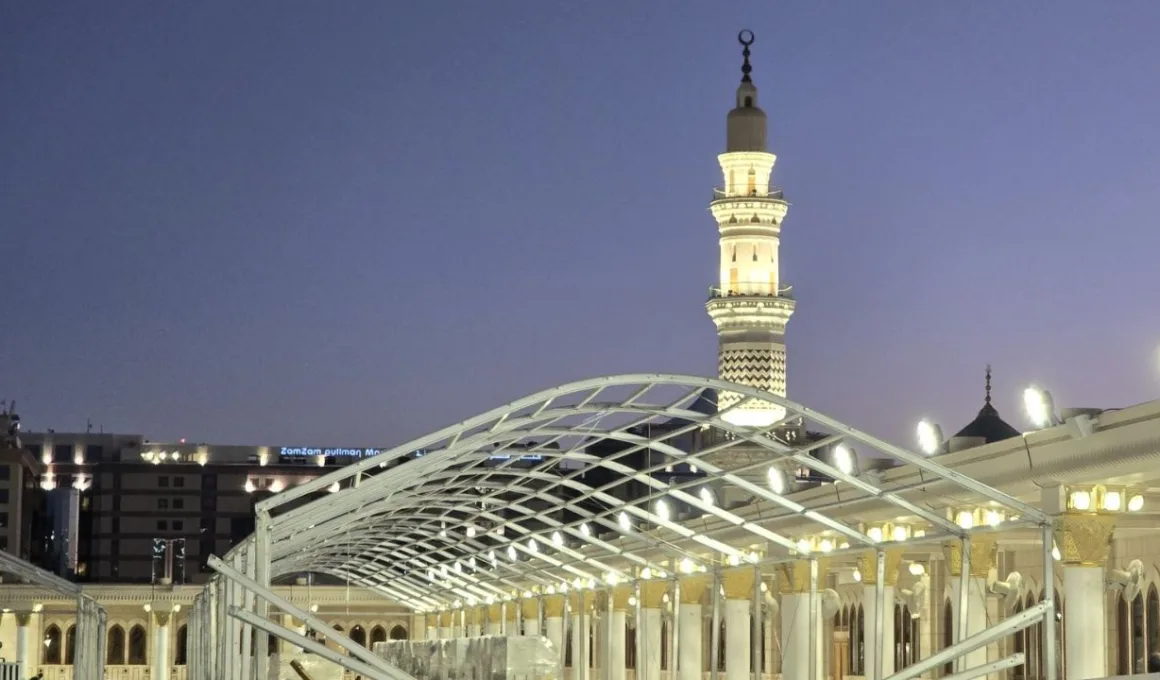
[
  {"left": 712, "top": 187, "right": 787, "bottom": 203},
  {"left": 709, "top": 284, "right": 793, "bottom": 301}
]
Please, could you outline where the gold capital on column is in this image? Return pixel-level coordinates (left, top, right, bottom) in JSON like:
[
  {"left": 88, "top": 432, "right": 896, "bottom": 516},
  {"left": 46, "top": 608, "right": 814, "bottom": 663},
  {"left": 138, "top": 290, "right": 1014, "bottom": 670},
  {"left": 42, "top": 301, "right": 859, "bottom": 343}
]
[
  {"left": 439, "top": 612, "right": 452, "bottom": 627},
  {"left": 609, "top": 585, "right": 634, "bottom": 611},
  {"left": 521, "top": 599, "right": 539, "bottom": 619},
  {"left": 154, "top": 612, "right": 171, "bottom": 627},
  {"left": 943, "top": 538, "right": 997, "bottom": 578},
  {"left": 639, "top": 581, "right": 668, "bottom": 608},
  {"left": 569, "top": 592, "right": 595, "bottom": 612},
  {"left": 426, "top": 613, "right": 439, "bottom": 628},
  {"left": 1055, "top": 514, "right": 1116, "bottom": 566},
  {"left": 778, "top": 560, "right": 828, "bottom": 594},
  {"left": 721, "top": 567, "right": 756, "bottom": 599},
  {"left": 16, "top": 612, "right": 33, "bottom": 626},
  {"left": 486, "top": 604, "right": 501, "bottom": 622},
  {"left": 679, "top": 575, "right": 709, "bottom": 604},
  {"left": 505, "top": 603, "right": 518, "bottom": 621},
  {"left": 464, "top": 607, "right": 480, "bottom": 625},
  {"left": 543, "top": 595, "right": 565, "bottom": 617},
  {"left": 857, "top": 550, "right": 904, "bottom": 586}
]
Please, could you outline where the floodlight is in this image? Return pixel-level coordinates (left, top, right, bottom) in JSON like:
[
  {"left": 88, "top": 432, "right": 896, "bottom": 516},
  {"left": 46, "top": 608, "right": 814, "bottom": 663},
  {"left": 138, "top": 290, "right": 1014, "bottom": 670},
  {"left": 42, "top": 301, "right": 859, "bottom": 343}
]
[
  {"left": 833, "top": 444, "right": 855, "bottom": 475},
  {"left": 909, "top": 562, "right": 926, "bottom": 576},
  {"left": 1023, "top": 386, "right": 1058, "bottom": 429},
  {"left": 507, "top": 545, "right": 518, "bottom": 561},
  {"left": 656, "top": 499, "right": 671, "bottom": 522},
  {"left": 916, "top": 419, "right": 943, "bottom": 455},
  {"left": 1128, "top": 495, "right": 1145, "bottom": 512},
  {"left": 580, "top": 523, "right": 591, "bottom": 537},
  {"left": 699, "top": 487, "right": 715, "bottom": 507},
  {"left": 618, "top": 511, "right": 631, "bottom": 531},
  {"left": 767, "top": 467, "right": 786, "bottom": 494},
  {"left": 552, "top": 530, "right": 564, "bottom": 547}
]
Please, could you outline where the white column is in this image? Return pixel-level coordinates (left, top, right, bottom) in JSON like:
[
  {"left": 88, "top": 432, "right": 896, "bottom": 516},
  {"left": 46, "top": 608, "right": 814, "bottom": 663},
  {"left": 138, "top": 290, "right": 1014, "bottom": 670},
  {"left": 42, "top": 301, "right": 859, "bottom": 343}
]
[
  {"left": 639, "top": 608, "right": 663, "bottom": 680},
  {"left": 546, "top": 616, "right": 565, "bottom": 652},
  {"left": 605, "top": 609, "right": 627, "bottom": 680},
  {"left": 526, "top": 617, "right": 543, "bottom": 637},
  {"left": 724, "top": 600, "right": 750, "bottom": 680},
  {"left": 950, "top": 577, "right": 989, "bottom": 671},
  {"left": 507, "top": 606, "right": 520, "bottom": 637},
  {"left": 863, "top": 584, "right": 895, "bottom": 679},
  {"left": 487, "top": 619, "right": 503, "bottom": 636},
  {"left": 153, "top": 612, "right": 172, "bottom": 680},
  {"left": 917, "top": 574, "right": 933, "bottom": 663},
  {"left": 781, "top": 593, "right": 823, "bottom": 680},
  {"left": 426, "top": 612, "right": 439, "bottom": 641},
  {"left": 1063, "top": 566, "right": 1105, "bottom": 680},
  {"left": 16, "top": 612, "right": 39, "bottom": 680},
  {"left": 677, "top": 603, "right": 702, "bottom": 680},
  {"left": 573, "top": 609, "right": 590, "bottom": 679}
]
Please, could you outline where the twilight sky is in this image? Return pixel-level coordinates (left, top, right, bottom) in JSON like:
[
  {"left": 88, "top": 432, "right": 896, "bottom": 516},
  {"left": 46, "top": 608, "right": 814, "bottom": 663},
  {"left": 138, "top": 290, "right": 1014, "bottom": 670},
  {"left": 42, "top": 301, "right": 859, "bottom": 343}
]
[{"left": 3, "top": 1, "right": 1159, "bottom": 450}]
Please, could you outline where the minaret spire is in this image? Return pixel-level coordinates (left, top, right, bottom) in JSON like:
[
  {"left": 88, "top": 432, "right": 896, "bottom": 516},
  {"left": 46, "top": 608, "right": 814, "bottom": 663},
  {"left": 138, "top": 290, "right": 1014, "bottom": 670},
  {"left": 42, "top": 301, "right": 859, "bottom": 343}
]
[
  {"left": 739, "top": 30, "right": 754, "bottom": 83},
  {"left": 707, "top": 32, "right": 794, "bottom": 428},
  {"left": 985, "top": 364, "right": 993, "bottom": 406}
]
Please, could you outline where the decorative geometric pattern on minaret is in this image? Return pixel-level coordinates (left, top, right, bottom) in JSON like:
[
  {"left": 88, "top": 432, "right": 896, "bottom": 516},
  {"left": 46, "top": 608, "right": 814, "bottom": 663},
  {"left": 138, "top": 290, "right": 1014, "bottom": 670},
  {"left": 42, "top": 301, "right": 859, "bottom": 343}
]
[
  {"left": 717, "top": 347, "right": 786, "bottom": 413},
  {"left": 705, "top": 32, "right": 796, "bottom": 429}
]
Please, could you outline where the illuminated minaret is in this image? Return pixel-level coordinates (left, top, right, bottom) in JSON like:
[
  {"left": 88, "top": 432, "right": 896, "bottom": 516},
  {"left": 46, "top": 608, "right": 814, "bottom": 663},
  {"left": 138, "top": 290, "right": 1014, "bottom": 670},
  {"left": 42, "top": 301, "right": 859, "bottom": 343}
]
[{"left": 706, "top": 31, "right": 795, "bottom": 428}]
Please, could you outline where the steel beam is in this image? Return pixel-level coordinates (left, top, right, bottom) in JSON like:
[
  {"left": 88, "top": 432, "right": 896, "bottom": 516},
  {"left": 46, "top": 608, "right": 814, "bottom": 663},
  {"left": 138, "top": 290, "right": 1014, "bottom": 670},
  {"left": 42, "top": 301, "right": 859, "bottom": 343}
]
[
  {"left": 208, "top": 555, "right": 411, "bottom": 680},
  {"left": 884, "top": 602, "right": 1049, "bottom": 680},
  {"left": 228, "top": 606, "right": 404, "bottom": 680}
]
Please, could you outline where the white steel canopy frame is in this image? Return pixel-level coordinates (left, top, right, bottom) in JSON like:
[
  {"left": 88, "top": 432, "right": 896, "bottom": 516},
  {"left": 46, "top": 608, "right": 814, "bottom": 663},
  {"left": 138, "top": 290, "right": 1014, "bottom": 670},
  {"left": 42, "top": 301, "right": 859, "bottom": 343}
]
[{"left": 190, "top": 374, "right": 1059, "bottom": 680}]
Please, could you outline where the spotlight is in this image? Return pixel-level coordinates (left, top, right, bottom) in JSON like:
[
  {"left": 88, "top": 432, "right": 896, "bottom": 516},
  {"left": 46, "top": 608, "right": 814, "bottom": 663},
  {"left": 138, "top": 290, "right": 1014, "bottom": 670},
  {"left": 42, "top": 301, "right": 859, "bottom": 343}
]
[
  {"left": 833, "top": 444, "right": 855, "bottom": 475},
  {"left": 552, "top": 530, "right": 564, "bottom": 547},
  {"left": 698, "top": 487, "right": 715, "bottom": 507},
  {"left": 767, "top": 467, "right": 786, "bottom": 494},
  {"left": 655, "top": 499, "right": 671, "bottom": 522},
  {"left": 618, "top": 511, "right": 631, "bottom": 531},
  {"left": 916, "top": 420, "right": 943, "bottom": 455},
  {"left": 1023, "top": 386, "right": 1058, "bottom": 429},
  {"left": 1128, "top": 495, "right": 1145, "bottom": 512}
]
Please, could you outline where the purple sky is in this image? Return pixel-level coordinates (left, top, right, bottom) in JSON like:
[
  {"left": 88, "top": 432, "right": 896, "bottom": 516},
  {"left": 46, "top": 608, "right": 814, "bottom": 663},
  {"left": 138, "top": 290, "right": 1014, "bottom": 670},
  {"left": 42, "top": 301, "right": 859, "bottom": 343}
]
[{"left": 3, "top": 2, "right": 1159, "bottom": 450}]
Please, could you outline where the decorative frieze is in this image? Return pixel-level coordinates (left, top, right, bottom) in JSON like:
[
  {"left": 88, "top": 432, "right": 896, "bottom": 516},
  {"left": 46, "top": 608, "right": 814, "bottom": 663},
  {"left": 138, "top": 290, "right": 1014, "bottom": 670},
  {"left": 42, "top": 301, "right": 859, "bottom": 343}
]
[
  {"left": 857, "top": 550, "right": 904, "bottom": 586},
  {"left": 943, "top": 538, "right": 997, "bottom": 578},
  {"left": 1055, "top": 514, "right": 1116, "bottom": 566}
]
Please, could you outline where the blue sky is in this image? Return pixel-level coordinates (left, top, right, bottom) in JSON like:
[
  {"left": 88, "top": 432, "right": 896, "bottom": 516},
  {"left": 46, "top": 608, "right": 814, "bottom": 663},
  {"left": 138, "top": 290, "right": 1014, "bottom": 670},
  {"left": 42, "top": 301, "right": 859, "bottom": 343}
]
[{"left": 3, "top": 1, "right": 1158, "bottom": 448}]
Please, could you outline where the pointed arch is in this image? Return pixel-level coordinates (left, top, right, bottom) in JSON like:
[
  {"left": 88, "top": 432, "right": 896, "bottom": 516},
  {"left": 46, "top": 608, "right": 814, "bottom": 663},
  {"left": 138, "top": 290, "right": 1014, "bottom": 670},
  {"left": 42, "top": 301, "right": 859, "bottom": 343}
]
[
  {"left": 855, "top": 604, "right": 865, "bottom": 675},
  {"left": 1117, "top": 595, "right": 1130, "bottom": 675},
  {"left": 1133, "top": 590, "right": 1146, "bottom": 672},
  {"left": 1148, "top": 585, "right": 1160, "bottom": 672},
  {"left": 107, "top": 624, "right": 127, "bottom": 665},
  {"left": 942, "top": 598, "right": 954, "bottom": 677},
  {"left": 625, "top": 620, "right": 636, "bottom": 669},
  {"left": 175, "top": 624, "right": 188, "bottom": 665},
  {"left": 43, "top": 624, "right": 63, "bottom": 665},
  {"left": 128, "top": 624, "right": 148, "bottom": 665},
  {"left": 371, "top": 625, "right": 387, "bottom": 646},
  {"left": 389, "top": 624, "right": 408, "bottom": 640},
  {"left": 350, "top": 624, "right": 367, "bottom": 648},
  {"left": 65, "top": 624, "right": 77, "bottom": 665}
]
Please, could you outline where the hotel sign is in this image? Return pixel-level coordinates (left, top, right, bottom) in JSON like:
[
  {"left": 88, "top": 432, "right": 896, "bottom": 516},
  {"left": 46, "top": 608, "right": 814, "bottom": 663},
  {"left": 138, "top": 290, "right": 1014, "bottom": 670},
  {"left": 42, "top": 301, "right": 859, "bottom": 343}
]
[{"left": 280, "top": 447, "right": 383, "bottom": 458}]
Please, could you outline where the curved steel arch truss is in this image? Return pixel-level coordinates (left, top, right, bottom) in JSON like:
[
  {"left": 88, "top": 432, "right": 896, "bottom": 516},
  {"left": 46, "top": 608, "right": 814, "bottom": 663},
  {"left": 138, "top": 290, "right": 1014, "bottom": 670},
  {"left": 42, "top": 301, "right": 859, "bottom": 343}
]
[
  {"left": 190, "top": 374, "right": 1059, "bottom": 680},
  {"left": 244, "top": 375, "right": 1044, "bottom": 607}
]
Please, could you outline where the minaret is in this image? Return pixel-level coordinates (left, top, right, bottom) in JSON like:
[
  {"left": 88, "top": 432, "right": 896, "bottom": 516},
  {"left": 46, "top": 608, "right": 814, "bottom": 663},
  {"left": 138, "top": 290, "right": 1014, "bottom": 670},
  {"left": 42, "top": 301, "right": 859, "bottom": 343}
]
[{"left": 707, "top": 31, "right": 795, "bottom": 428}]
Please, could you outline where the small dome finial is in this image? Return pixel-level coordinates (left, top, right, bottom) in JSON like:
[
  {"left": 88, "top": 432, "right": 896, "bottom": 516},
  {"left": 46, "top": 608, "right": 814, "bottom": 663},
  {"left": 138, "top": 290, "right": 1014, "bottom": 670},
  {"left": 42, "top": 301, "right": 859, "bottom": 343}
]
[
  {"left": 738, "top": 30, "right": 755, "bottom": 83},
  {"left": 984, "top": 364, "right": 993, "bottom": 405}
]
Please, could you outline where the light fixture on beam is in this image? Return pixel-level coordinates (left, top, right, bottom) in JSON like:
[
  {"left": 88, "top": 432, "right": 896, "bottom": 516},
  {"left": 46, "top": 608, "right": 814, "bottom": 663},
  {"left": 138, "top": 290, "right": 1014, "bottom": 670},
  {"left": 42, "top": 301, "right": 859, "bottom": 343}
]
[
  {"left": 1065, "top": 485, "right": 1144, "bottom": 514},
  {"left": 1023, "top": 386, "right": 1059, "bottom": 429},
  {"left": 916, "top": 419, "right": 943, "bottom": 456}
]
